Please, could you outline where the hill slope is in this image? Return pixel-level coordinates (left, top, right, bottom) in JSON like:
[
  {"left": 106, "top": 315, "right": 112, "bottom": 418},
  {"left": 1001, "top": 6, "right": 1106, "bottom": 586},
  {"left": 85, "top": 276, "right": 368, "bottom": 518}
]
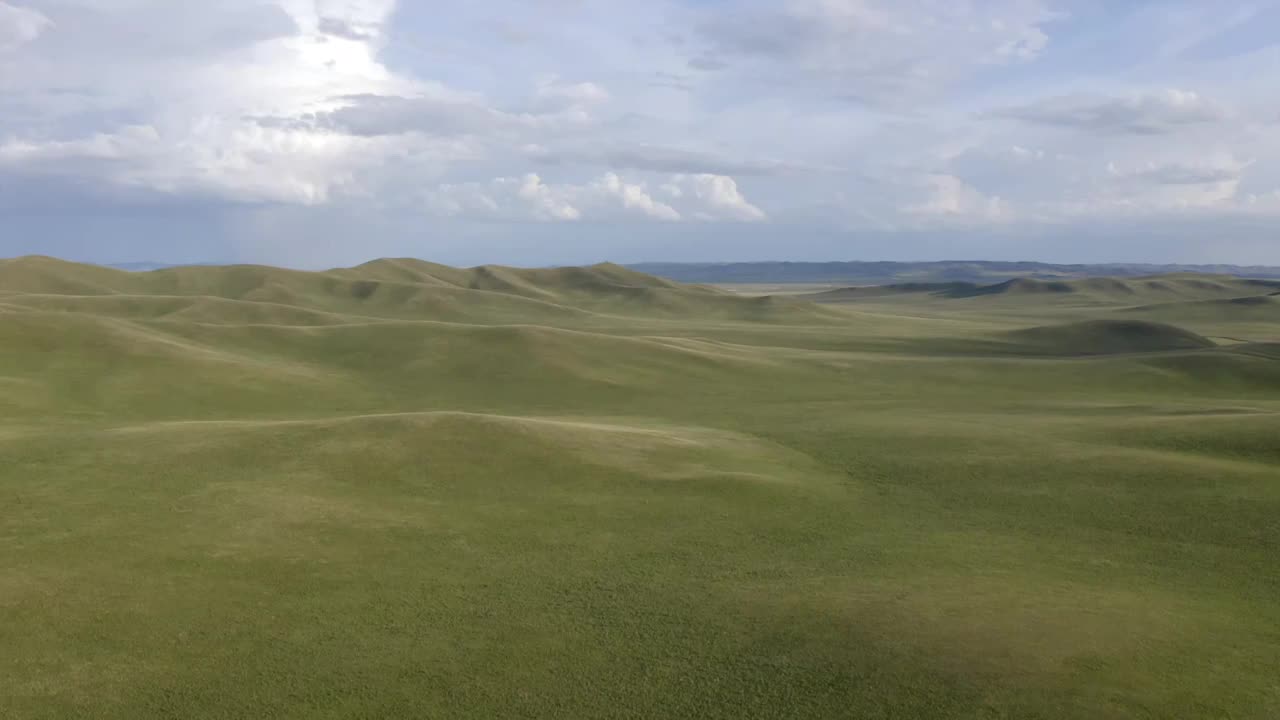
[
  {"left": 954, "top": 274, "right": 1280, "bottom": 301},
  {"left": 0, "top": 256, "right": 839, "bottom": 325},
  {"left": 809, "top": 274, "right": 1280, "bottom": 304},
  {"left": 2, "top": 256, "right": 1279, "bottom": 719},
  {"left": 1006, "top": 319, "right": 1217, "bottom": 356},
  {"left": 633, "top": 260, "right": 1280, "bottom": 284},
  {"left": 1123, "top": 293, "right": 1280, "bottom": 324}
]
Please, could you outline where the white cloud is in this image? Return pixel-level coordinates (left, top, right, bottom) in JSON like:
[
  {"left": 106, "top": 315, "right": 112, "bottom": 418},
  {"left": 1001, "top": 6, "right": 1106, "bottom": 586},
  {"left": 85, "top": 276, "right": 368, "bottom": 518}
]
[
  {"left": 0, "top": 2, "right": 49, "bottom": 50},
  {"left": 309, "top": 0, "right": 397, "bottom": 39},
  {"left": 1244, "top": 191, "right": 1280, "bottom": 211},
  {"left": 907, "top": 174, "right": 1008, "bottom": 223},
  {"left": 0, "top": 0, "right": 427, "bottom": 205},
  {"left": 314, "top": 81, "right": 602, "bottom": 139},
  {"left": 0, "top": 0, "right": 618, "bottom": 215},
  {"left": 999, "top": 89, "right": 1229, "bottom": 135},
  {"left": 426, "top": 175, "right": 582, "bottom": 222},
  {"left": 425, "top": 172, "right": 763, "bottom": 223},
  {"left": 1100, "top": 158, "right": 1247, "bottom": 211},
  {"left": 514, "top": 174, "right": 584, "bottom": 221},
  {"left": 280, "top": 0, "right": 397, "bottom": 38},
  {"left": 525, "top": 143, "right": 804, "bottom": 176},
  {"left": 1107, "top": 158, "right": 1251, "bottom": 186},
  {"left": 663, "top": 174, "right": 767, "bottom": 221},
  {"left": 690, "top": 0, "right": 1057, "bottom": 104},
  {"left": 317, "top": 94, "right": 517, "bottom": 137},
  {"left": 533, "top": 76, "right": 610, "bottom": 110},
  {"left": 0, "top": 121, "right": 421, "bottom": 206},
  {"left": 593, "top": 173, "right": 681, "bottom": 220}
]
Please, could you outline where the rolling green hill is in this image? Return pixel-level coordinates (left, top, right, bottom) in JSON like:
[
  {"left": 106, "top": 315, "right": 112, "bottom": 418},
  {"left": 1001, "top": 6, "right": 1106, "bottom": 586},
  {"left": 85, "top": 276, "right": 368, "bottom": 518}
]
[
  {"left": 1, "top": 256, "right": 838, "bottom": 325},
  {"left": 809, "top": 273, "right": 1280, "bottom": 304},
  {"left": 632, "top": 259, "right": 1280, "bottom": 284},
  {"left": 1004, "top": 319, "right": 1217, "bottom": 355},
  {"left": 2, "top": 256, "right": 1279, "bottom": 719},
  {"left": 1124, "top": 293, "right": 1280, "bottom": 323}
]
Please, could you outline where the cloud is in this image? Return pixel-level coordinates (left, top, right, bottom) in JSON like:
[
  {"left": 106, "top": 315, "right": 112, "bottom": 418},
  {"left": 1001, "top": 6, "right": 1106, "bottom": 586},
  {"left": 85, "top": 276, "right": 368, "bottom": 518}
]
[
  {"left": 313, "top": 78, "right": 606, "bottom": 138},
  {"left": 1108, "top": 159, "right": 1251, "bottom": 186},
  {"left": 999, "top": 90, "right": 1229, "bottom": 135},
  {"left": 907, "top": 174, "right": 1008, "bottom": 223},
  {"left": 531, "top": 77, "right": 610, "bottom": 110},
  {"left": 687, "top": 56, "right": 728, "bottom": 72},
  {"left": 925, "top": 145, "right": 1258, "bottom": 221},
  {"left": 316, "top": 94, "right": 516, "bottom": 137},
  {"left": 0, "top": 0, "right": 427, "bottom": 208},
  {"left": 304, "top": 0, "right": 398, "bottom": 37},
  {"left": 24, "top": 1, "right": 297, "bottom": 60},
  {"left": 525, "top": 144, "right": 803, "bottom": 176},
  {"left": 3, "top": 0, "right": 1280, "bottom": 265},
  {"left": 688, "top": 0, "right": 1056, "bottom": 104},
  {"left": 595, "top": 173, "right": 681, "bottom": 220},
  {"left": 1245, "top": 190, "right": 1280, "bottom": 211},
  {"left": 508, "top": 174, "right": 584, "bottom": 221},
  {"left": 1095, "top": 158, "right": 1248, "bottom": 211},
  {"left": 317, "top": 17, "right": 375, "bottom": 41},
  {"left": 662, "top": 174, "right": 767, "bottom": 222},
  {"left": 0, "top": 121, "right": 422, "bottom": 206},
  {"left": 425, "top": 172, "right": 763, "bottom": 223},
  {"left": 0, "top": 2, "right": 49, "bottom": 50}
]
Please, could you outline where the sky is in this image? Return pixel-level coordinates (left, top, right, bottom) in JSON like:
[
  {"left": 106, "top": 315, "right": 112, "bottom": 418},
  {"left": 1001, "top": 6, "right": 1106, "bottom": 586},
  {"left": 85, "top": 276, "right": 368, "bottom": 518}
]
[{"left": 1, "top": 0, "right": 1279, "bottom": 268}]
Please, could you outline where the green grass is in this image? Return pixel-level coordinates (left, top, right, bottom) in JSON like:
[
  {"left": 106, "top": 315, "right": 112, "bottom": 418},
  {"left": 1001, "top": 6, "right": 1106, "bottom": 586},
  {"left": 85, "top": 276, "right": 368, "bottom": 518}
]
[
  {"left": 2, "top": 256, "right": 1279, "bottom": 719},
  {"left": 1004, "top": 320, "right": 1217, "bottom": 355}
]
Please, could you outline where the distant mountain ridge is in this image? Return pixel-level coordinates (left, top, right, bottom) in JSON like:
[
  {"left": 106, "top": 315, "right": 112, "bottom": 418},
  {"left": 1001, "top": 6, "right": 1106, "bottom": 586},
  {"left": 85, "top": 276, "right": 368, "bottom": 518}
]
[{"left": 628, "top": 261, "right": 1280, "bottom": 284}]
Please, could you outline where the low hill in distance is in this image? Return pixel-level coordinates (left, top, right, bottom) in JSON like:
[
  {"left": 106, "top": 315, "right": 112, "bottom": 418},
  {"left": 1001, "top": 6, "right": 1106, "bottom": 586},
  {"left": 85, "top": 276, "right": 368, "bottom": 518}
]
[
  {"left": 632, "top": 260, "right": 1280, "bottom": 284},
  {"left": 809, "top": 273, "right": 1280, "bottom": 303},
  {"left": 1123, "top": 293, "right": 1280, "bottom": 323}
]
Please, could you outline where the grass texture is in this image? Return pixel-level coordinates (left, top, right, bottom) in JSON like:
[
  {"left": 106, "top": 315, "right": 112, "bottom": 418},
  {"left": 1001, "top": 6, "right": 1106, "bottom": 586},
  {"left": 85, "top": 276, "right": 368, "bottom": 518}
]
[{"left": 2, "top": 256, "right": 1278, "bottom": 719}]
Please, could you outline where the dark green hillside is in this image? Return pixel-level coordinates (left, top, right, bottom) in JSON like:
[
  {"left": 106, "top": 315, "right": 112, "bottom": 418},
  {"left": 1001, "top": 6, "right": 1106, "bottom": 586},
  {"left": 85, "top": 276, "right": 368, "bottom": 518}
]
[
  {"left": 1006, "top": 319, "right": 1216, "bottom": 355},
  {"left": 810, "top": 274, "right": 1280, "bottom": 304}
]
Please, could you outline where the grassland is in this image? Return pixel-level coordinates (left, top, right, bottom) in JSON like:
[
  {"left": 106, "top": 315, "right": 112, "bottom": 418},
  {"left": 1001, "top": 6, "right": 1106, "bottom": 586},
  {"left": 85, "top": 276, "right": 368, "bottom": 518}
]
[{"left": 2, "top": 256, "right": 1278, "bottom": 719}]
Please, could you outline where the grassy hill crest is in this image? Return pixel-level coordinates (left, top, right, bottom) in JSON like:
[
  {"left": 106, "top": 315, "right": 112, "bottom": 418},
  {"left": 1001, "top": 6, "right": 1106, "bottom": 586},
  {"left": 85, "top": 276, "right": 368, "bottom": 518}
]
[
  {"left": 1006, "top": 319, "right": 1217, "bottom": 355},
  {"left": 0, "top": 255, "right": 837, "bottom": 324},
  {"left": 809, "top": 273, "right": 1280, "bottom": 305}
]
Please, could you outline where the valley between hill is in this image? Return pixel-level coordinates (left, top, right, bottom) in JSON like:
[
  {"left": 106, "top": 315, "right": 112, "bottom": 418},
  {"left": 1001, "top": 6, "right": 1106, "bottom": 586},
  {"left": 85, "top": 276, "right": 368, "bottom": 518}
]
[{"left": 2, "top": 256, "right": 1278, "bottom": 719}]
